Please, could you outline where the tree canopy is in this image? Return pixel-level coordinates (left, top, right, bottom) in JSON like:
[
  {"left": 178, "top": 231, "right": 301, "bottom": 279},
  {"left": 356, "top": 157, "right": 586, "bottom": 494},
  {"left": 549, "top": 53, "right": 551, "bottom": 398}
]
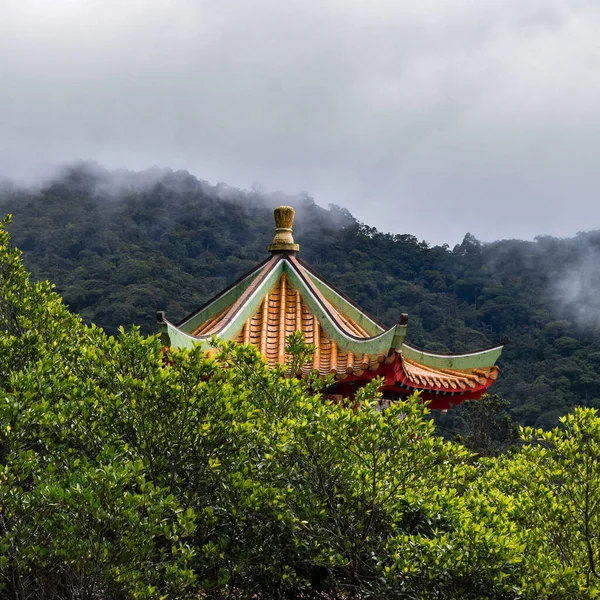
[
  {"left": 2, "top": 162, "right": 600, "bottom": 430},
  {"left": 3, "top": 202, "right": 600, "bottom": 597}
]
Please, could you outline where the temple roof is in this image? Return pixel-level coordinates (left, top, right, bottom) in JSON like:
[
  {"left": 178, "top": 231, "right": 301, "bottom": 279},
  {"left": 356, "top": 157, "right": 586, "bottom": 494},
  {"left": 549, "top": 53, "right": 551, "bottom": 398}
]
[{"left": 157, "top": 206, "right": 505, "bottom": 407}]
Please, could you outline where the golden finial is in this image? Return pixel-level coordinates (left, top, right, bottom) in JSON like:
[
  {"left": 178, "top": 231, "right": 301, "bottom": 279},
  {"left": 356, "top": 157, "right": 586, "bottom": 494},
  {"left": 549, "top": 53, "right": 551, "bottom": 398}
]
[{"left": 268, "top": 206, "right": 300, "bottom": 253}]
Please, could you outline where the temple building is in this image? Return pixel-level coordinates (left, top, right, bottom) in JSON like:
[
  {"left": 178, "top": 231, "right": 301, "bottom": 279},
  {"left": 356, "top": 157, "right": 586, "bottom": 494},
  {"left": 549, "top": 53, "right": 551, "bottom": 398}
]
[{"left": 156, "top": 206, "right": 504, "bottom": 410}]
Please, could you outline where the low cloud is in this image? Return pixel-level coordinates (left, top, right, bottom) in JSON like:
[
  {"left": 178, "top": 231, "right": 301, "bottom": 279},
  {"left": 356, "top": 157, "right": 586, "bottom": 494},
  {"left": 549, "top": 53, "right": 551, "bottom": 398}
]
[
  {"left": 552, "top": 241, "right": 600, "bottom": 328},
  {"left": 1, "top": 0, "right": 600, "bottom": 244}
]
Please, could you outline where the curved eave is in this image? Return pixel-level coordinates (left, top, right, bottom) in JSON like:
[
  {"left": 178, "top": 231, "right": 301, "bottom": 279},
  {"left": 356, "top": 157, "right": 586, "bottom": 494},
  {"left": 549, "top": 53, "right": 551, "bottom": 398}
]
[
  {"left": 379, "top": 354, "right": 495, "bottom": 395},
  {"left": 158, "top": 315, "right": 207, "bottom": 350},
  {"left": 296, "top": 257, "right": 386, "bottom": 336},
  {"left": 159, "top": 256, "right": 407, "bottom": 355},
  {"left": 401, "top": 341, "right": 505, "bottom": 370},
  {"left": 388, "top": 372, "right": 494, "bottom": 398},
  {"left": 283, "top": 257, "right": 406, "bottom": 354},
  {"left": 176, "top": 255, "right": 273, "bottom": 332}
]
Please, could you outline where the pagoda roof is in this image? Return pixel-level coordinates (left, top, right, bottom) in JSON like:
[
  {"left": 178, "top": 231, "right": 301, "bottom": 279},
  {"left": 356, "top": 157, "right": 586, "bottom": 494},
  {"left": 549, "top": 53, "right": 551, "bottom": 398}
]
[{"left": 157, "top": 206, "right": 505, "bottom": 407}]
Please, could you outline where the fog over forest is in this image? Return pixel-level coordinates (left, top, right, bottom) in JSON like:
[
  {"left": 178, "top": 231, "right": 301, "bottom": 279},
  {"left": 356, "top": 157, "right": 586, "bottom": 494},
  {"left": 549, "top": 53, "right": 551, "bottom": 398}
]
[
  {"left": 0, "top": 161, "right": 599, "bottom": 433},
  {"left": 4, "top": 1, "right": 600, "bottom": 597},
  {"left": 3, "top": 0, "right": 600, "bottom": 244}
]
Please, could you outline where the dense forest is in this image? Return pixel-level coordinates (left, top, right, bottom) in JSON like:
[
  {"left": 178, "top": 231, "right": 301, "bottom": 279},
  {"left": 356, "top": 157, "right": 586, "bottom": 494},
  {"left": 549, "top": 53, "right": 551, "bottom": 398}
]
[
  {"left": 1, "top": 162, "right": 600, "bottom": 429},
  {"left": 2, "top": 212, "right": 600, "bottom": 599}
]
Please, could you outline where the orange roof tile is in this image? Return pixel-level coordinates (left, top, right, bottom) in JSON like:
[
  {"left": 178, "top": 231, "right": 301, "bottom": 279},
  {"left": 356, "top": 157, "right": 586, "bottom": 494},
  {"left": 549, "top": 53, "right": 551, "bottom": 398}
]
[
  {"left": 400, "top": 357, "right": 498, "bottom": 391},
  {"left": 157, "top": 206, "right": 504, "bottom": 407},
  {"left": 229, "top": 273, "right": 390, "bottom": 380}
]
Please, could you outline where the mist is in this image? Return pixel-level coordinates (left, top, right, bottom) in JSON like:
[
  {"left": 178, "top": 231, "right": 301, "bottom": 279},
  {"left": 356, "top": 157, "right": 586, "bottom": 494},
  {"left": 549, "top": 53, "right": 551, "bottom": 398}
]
[
  {"left": 0, "top": 161, "right": 356, "bottom": 240},
  {"left": 2, "top": 0, "right": 600, "bottom": 245},
  {"left": 552, "top": 240, "right": 600, "bottom": 329}
]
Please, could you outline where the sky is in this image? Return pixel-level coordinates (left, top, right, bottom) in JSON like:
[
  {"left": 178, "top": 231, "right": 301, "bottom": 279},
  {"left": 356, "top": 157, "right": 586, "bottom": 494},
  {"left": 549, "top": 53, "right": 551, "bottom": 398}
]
[{"left": 1, "top": 0, "right": 600, "bottom": 246}]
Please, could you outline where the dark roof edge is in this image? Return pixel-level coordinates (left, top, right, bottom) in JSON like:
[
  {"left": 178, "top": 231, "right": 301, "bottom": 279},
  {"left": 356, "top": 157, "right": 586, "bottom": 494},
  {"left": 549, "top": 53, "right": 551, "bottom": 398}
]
[
  {"left": 295, "top": 257, "right": 388, "bottom": 331},
  {"left": 174, "top": 254, "right": 274, "bottom": 328},
  {"left": 199, "top": 254, "right": 283, "bottom": 337}
]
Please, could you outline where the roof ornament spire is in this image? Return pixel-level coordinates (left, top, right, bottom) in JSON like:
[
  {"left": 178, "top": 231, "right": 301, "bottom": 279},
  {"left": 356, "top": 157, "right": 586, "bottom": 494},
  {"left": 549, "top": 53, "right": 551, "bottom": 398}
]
[{"left": 268, "top": 206, "right": 300, "bottom": 253}]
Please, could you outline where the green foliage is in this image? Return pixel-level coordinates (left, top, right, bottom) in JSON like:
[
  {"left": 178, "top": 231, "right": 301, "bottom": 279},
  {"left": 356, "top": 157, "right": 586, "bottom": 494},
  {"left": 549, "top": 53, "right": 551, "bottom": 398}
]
[
  {"left": 475, "top": 408, "right": 600, "bottom": 597},
  {"left": 0, "top": 215, "right": 196, "bottom": 598},
  {"left": 0, "top": 212, "right": 538, "bottom": 599},
  {"left": 7, "top": 170, "right": 600, "bottom": 597},
  {"left": 519, "top": 409, "right": 600, "bottom": 592},
  {"left": 3, "top": 164, "right": 600, "bottom": 431},
  {"left": 435, "top": 395, "right": 520, "bottom": 457}
]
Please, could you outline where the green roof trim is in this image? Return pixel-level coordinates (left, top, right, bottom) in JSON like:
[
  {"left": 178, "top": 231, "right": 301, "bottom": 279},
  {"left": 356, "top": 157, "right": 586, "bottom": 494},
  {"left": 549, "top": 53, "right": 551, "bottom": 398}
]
[
  {"left": 214, "top": 261, "right": 284, "bottom": 340},
  {"left": 158, "top": 252, "right": 503, "bottom": 371},
  {"left": 163, "top": 259, "right": 286, "bottom": 349},
  {"left": 160, "top": 257, "right": 407, "bottom": 355},
  {"left": 401, "top": 343, "right": 504, "bottom": 370},
  {"left": 304, "top": 270, "right": 384, "bottom": 337},
  {"left": 283, "top": 260, "right": 405, "bottom": 355},
  {"left": 158, "top": 320, "right": 204, "bottom": 350},
  {"left": 178, "top": 263, "right": 266, "bottom": 334}
]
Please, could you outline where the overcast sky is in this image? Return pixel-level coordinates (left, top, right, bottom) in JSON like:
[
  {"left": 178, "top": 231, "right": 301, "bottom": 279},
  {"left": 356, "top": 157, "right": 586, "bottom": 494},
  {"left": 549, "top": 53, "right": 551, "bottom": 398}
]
[{"left": 1, "top": 0, "right": 600, "bottom": 245}]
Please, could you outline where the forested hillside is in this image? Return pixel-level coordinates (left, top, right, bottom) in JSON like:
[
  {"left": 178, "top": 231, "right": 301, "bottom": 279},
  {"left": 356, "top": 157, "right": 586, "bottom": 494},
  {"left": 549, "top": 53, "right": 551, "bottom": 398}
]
[
  {"left": 2, "top": 162, "right": 600, "bottom": 428},
  {"left": 5, "top": 208, "right": 600, "bottom": 598}
]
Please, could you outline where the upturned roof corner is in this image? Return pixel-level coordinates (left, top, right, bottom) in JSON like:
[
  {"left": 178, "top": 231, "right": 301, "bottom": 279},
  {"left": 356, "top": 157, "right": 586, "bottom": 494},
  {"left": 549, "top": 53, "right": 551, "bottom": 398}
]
[{"left": 156, "top": 206, "right": 505, "bottom": 409}]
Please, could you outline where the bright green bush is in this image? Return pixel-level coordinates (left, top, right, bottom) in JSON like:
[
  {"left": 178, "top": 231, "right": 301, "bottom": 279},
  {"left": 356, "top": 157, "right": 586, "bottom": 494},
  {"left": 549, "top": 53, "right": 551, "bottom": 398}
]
[
  {"left": 477, "top": 407, "right": 600, "bottom": 598},
  {"left": 1, "top": 213, "right": 594, "bottom": 599}
]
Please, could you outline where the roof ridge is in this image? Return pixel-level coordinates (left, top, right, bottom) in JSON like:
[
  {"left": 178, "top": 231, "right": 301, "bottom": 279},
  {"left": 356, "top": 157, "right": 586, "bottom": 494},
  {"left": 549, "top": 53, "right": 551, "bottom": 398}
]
[
  {"left": 175, "top": 254, "right": 274, "bottom": 328},
  {"left": 295, "top": 257, "right": 387, "bottom": 331},
  {"left": 287, "top": 256, "right": 386, "bottom": 342},
  {"left": 199, "top": 254, "right": 283, "bottom": 337}
]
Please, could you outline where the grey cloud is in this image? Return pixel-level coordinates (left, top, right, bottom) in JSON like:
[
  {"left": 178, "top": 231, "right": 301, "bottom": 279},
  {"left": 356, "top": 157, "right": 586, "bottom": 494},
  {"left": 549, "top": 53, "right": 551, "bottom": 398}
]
[
  {"left": 1, "top": 0, "right": 600, "bottom": 244},
  {"left": 553, "top": 243, "right": 600, "bottom": 328}
]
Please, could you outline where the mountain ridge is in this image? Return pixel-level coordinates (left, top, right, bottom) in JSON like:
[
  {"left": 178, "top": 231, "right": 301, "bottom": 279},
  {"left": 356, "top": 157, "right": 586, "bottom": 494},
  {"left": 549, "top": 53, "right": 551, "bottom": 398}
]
[{"left": 2, "top": 162, "right": 600, "bottom": 429}]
